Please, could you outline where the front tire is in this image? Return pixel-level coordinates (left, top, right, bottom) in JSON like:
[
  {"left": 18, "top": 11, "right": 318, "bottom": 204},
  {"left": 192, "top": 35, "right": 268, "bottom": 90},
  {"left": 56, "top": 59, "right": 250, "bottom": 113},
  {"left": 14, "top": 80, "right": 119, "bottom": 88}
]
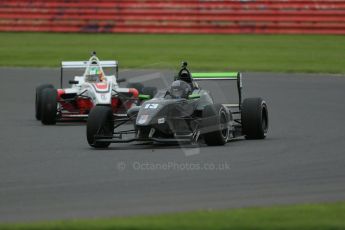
[
  {"left": 35, "top": 84, "right": 54, "bottom": 120},
  {"left": 202, "top": 104, "right": 229, "bottom": 146},
  {"left": 241, "top": 97, "right": 268, "bottom": 139},
  {"left": 40, "top": 88, "right": 57, "bottom": 125},
  {"left": 87, "top": 106, "right": 114, "bottom": 148}
]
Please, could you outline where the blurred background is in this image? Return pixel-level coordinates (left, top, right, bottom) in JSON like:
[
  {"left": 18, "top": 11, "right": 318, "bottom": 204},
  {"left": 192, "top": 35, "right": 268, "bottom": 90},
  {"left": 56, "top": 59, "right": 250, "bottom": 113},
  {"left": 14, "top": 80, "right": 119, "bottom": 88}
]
[
  {"left": 0, "top": 1, "right": 345, "bottom": 229},
  {"left": 0, "top": 0, "right": 344, "bottom": 34},
  {"left": 0, "top": 0, "right": 344, "bottom": 73}
]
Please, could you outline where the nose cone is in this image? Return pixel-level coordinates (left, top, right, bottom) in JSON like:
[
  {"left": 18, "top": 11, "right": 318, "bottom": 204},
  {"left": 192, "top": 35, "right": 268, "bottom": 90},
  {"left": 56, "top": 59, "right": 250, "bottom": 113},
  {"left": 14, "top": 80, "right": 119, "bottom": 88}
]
[
  {"left": 136, "top": 100, "right": 164, "bottom": 126},
  {"left": 136, "top": 99, "right": 194, "bottom": 126}
]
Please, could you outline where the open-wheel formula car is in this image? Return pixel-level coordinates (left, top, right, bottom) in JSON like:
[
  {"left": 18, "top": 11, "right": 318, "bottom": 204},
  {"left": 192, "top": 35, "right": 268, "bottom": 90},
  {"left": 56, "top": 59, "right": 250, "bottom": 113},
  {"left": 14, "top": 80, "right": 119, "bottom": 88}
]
[
  {"left": 35, "top": 52, "right": 152, "bottom": 125},
  {"left": 86, "top": 62, "right": 269, "bottom": 148}
]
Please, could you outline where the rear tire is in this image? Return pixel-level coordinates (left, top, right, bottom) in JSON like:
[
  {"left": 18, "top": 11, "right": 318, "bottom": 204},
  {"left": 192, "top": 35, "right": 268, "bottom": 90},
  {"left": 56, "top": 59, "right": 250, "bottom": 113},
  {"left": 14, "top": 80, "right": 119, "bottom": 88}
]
[
  {"left": 202, "top": 104, "right": 229, "bottom": 146},
  {"left": 35, "top": 84, "right": 54, "bottom": 120},
  {"left": 241, "top": 97, "right": 268, "bottom": 139},
  {"left": 41, "top": 88, "right": 57, "bottom": 125},
  {"left": 87, "top": 106, "right": 114, "bottom": 148}
]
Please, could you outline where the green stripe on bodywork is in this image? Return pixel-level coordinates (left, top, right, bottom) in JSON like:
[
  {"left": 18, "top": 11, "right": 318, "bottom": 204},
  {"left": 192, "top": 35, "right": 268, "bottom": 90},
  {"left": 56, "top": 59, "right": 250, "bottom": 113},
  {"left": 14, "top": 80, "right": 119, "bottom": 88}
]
[
  {"left": 139, "top": 94, "right": 151, "bottom": 100},
  {"left": 192, "top": 72, "right": 238, "bottom": 78},
  {"left": 188, "top": 94, "right": 201, "bottom": 99}
]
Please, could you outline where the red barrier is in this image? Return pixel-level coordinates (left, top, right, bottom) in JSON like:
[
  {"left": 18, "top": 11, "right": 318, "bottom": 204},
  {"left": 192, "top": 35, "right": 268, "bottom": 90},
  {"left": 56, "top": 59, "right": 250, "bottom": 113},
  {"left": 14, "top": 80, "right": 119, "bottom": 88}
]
[
  {"left": 0, "top": 0, "right": 344, "bottom": 34},
  {"left": 1, "top": 0, "right": 345, "bottom": 10}
]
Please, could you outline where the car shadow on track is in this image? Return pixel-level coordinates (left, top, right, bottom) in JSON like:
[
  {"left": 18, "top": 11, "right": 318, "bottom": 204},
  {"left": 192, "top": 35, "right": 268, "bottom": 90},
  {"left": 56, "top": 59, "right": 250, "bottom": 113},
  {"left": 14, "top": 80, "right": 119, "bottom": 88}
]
[
  {"left": 87, "top": 138, "right": 246, "bottom": 152},
  {"left": 55, "top": 121, "right": 87, "bottom": 126}
]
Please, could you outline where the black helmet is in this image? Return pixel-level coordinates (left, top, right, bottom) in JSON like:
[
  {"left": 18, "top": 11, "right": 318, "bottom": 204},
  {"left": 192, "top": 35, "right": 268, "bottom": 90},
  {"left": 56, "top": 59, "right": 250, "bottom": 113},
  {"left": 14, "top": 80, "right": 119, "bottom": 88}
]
[
  {"left": 176, "top": 61, "right": 193, "bottom": 84},
  {"left": 169, "top": 80, "right": 192, "bottom": 99},
  {"left": 179, "top": 70, "right": 192, "bottom": 83}
]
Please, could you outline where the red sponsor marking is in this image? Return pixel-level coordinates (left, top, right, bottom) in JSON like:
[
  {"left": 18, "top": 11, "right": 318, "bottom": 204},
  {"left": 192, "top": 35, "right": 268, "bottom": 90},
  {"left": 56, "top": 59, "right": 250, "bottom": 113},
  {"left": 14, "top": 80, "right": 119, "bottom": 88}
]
[
  {"left": 94, "top": 83, "right": 108, "bottom": 90},
  {"left": 129, "top": 88, "right": 139, "bottom": 98},
  {"left": 77, "top": 98, "right": 93, "bottom": 114},
  {"left": 57, "top": 89, "right": 65, "bottom": 100},
  {"left": 111, "top": 97, "right": 119, "bottom": 113}
]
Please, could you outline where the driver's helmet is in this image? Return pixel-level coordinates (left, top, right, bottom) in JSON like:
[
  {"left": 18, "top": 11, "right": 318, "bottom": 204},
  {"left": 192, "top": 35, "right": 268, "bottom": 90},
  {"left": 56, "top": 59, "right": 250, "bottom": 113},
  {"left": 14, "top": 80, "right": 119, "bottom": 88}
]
[
  {"left": 169, "top": 80, "right": 192, "bottom": 99},
  {"left": 85, "top": 66, "right": 103, "bottom": 82},
  {"left": 179, "top": 69, "right": 192, "bottom": 83}
]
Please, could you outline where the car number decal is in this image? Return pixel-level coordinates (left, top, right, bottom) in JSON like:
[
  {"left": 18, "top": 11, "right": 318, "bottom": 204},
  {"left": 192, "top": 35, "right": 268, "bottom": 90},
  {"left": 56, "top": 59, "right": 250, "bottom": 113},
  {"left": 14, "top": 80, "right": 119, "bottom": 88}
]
[{"left": 144, "top": 103, "right": 159, "bottom": 109}]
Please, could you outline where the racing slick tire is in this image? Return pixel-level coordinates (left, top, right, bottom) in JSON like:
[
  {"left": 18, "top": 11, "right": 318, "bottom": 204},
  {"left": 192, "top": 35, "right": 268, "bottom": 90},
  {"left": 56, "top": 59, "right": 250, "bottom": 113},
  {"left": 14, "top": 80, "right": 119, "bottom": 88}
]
[
  {"left": 87, "top": 106, "right": 114, "bottom": 148},
  {"left": 202, "top": 104, "right": 229, "bottom": 146},
  {"left": 40, "top": 88, "right": 58, "bottom": 125},
  {"left": 142, "top": 86, "right": 157, "bottom": 98},
  {"left": 35, "top": 84, "right": 54, "bottom": 120},
  {"left": 241, "top": 97, "right": 268, "bottom": 139}
]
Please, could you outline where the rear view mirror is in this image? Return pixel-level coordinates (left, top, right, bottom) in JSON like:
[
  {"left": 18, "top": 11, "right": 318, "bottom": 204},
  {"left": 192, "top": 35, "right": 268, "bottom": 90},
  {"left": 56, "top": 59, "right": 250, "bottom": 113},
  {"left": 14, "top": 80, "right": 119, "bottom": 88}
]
[
  {"left": 69, "top": 80, "right": 79, "bottom": 84},
  {"left": 188, "top": 94, "right": 201, "bottom": 99},
  {"left": 117, "top": 78, "right": 126, "bottom": 83}
]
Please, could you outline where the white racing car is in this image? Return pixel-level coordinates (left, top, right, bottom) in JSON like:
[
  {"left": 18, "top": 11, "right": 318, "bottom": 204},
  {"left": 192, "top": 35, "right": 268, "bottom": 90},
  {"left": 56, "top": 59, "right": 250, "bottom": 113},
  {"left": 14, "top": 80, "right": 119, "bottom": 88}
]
[{"left": 35, "top": 52, "right": 153, "bottom": 125}]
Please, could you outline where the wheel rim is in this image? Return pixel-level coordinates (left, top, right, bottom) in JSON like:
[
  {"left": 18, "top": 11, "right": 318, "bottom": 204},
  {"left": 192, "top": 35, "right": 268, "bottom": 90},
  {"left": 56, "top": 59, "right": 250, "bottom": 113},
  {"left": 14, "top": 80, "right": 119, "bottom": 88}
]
[
  {"left": 262, "top": 109, "right": 268, "bottom": 134},
  {"left": 219, "top": 111, "right": 228, "bottom": 139}
]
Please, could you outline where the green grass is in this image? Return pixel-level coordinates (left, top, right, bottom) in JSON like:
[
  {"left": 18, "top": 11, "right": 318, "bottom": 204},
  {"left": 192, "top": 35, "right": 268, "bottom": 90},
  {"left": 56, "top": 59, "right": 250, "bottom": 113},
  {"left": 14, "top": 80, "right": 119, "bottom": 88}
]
[
  {"left": 0, "top": 32, "right": 344, "bottom": 73},
  {"left": 1, "top": 202, "right": 345, "bottom": 230}
]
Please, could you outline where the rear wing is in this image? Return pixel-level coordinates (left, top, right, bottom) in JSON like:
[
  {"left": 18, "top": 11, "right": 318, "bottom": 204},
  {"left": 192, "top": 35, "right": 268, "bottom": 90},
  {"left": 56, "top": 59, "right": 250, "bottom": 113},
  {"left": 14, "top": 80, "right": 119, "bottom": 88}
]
[
  {"left": 192, "top": 72, "right": 243, "bottom": 108},
  {"left": 60, "top": 60, "right": 118, "bottom": 87},
  {"left": 61, "top": 61, "right": 118, "bottom": 69}
]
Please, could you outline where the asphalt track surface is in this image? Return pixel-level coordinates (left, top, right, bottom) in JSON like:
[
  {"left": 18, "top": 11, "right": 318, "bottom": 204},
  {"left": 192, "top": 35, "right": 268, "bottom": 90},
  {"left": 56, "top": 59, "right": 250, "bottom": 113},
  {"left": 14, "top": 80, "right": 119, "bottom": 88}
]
[{"left": 0, "top": 68, "right": 345, "bottom": 222}]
